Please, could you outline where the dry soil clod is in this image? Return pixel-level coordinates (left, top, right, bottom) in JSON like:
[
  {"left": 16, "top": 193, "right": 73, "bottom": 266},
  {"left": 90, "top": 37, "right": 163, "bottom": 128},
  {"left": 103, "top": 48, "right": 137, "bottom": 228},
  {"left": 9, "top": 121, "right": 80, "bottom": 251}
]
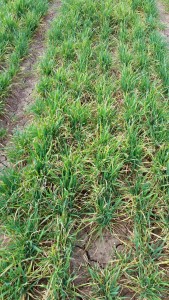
[{"left": 71, "top": 226, "right": 131, "bottom": 297}]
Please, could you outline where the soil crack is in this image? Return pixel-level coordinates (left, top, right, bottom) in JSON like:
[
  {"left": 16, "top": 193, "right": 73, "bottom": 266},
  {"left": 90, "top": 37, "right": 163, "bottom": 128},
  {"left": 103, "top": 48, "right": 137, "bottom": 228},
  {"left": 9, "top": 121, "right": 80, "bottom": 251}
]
[{"left": 75, "top": 245, "right": 99, "bottom": 265}]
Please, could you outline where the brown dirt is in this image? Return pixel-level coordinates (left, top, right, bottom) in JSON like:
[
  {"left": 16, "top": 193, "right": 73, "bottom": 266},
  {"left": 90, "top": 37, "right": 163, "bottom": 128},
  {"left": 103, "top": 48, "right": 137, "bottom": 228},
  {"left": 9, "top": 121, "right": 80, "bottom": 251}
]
[
  {"left": 70, "top": 223, "right": 134, "bottom": 299},
  {"left": 0, "top": 0, "right": 61, "bottom": 170},
  {"left": 0, "top": 232, "right": 10, "bottom": 247},
  {"left": 157, "top": 2, "right": 169, "bottom": 43}
]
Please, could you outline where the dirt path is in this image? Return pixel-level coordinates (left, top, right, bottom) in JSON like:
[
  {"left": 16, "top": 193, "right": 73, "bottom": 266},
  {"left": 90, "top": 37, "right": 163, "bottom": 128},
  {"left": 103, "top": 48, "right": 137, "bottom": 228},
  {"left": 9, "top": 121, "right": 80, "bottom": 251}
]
[
  {"left": 157, "top": 1, "right": 169, "bottom": 43},
  {"left": 0, "top": 0, "right": 61, "bottom": 170}
]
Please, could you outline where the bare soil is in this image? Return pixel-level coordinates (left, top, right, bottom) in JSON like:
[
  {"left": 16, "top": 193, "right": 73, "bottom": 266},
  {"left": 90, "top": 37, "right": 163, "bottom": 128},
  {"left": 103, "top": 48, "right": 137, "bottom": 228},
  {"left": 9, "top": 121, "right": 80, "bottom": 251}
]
[
  {"left": 0, "top": 0, "right": 61, "bottom": 170},
  {"left": 70, "top": 224, "right": 136, "bottom": 299},
  {"left": 157, "top": 1, "right": 169, "bottom": 43}
]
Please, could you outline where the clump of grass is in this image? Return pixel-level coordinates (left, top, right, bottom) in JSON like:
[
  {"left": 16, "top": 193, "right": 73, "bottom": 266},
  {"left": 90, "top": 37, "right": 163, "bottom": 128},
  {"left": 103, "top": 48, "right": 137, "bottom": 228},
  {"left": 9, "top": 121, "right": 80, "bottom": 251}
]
[
  {"left": 0, "top": 127, "right": 7, "bottom": 139},
  {"left": 0, "top": 0, "right": 168, "bottom": 299},
  {"left": 161, "top": 0, "right": 169, "bottom": 11}
]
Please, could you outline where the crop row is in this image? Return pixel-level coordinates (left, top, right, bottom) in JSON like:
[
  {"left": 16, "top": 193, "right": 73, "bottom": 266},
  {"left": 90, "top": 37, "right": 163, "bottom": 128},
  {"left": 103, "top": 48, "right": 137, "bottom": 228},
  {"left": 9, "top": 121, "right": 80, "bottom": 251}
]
[{"left": 0, "top": 0, "right": 49, "bottom": 113}]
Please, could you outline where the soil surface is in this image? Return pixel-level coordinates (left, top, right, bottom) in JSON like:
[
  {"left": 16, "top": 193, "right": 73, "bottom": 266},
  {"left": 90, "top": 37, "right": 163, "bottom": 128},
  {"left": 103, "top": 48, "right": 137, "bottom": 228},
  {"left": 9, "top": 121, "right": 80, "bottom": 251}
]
[
  {"left": 0, "top": 0, "right": 61, "bottom": 170},
  {"left": 70, "top": 224, "right": 136, "bottom": 299},
  {"left": 157, "top": 1, "right": 169, "bottom": 43}
]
